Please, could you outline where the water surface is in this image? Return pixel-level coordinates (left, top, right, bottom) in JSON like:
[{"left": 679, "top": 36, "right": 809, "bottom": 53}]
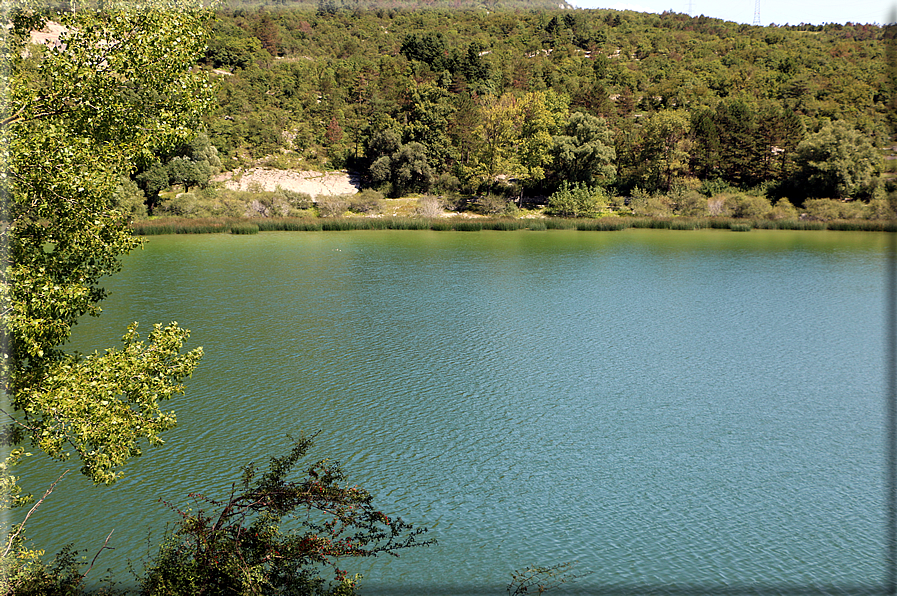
[{"left": 20, "top": 229, "right": 889, "bottom": 594}]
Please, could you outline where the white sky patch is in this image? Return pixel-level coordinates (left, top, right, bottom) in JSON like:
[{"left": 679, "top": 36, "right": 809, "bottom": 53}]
[
  {"left": 604, "top": 2, "right": 656, "bottom": 12},
  {"left": 570, "top": 0, "right": 891, "bottom": 25}
]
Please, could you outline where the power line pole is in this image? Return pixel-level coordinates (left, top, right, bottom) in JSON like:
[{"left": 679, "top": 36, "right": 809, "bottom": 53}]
[{"left": 753, "top": 0, "right": 761, "bottom": 25}]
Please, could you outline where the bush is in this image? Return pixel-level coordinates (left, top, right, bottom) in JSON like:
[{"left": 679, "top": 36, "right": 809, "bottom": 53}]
[
  {"left": 477, "top": 194, "right": 513, "bottom": 216},
  {"left": 317, "top": 195, "right": 350, "bottom": 218},
  {"left": 274, "top": 187, "right": 314, "bottom": 210},
  {"left": 140, "top": 436, "right": 432, "bottom": 596},
  {"left": 415, "top": 196, "right": 444, "bottom": 218},
  {"left": 728, "top": 193, "right": 771, "bottom": 219},
  {"left": 546, "top": 182, "right": 606, "bottom": 218},
  {"left": 674, "top": 190, "right": 707, "bottom": 217},
  {"left": 347, "top": 190, "right": 383, "bottom": 214},
  {"left": 630, "top": 193, "right": 673, "bottom": 217},
  {"left": 768, "top": 198, "right": 798, "bottom": 220},
  {"left": 868, "top": 196, "right": 897, "bottom": 220},
  {"left": 803, "top": 198, "right": 867, "bottom": 221}
]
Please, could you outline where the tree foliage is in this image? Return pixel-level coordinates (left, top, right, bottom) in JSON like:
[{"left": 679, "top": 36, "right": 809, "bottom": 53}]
[
  {"left": 550, "top": 112, "right": 616, "bottom": 187},
  {"left": 193, "top": 6, "right": 890, "bottom": 202},
  {"left": 0, "top": 0, "right": 211, "bottom": 484},
  {"left": 794, "top": 121, "right": 882, "bottom": 199},
  {"left": 141, "top": 435, "right": 433, "bottom": 596}
]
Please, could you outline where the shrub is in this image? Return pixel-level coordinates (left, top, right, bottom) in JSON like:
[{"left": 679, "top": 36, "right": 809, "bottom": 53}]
[
  {"left": 274, "top": 187, "right": 314, "bottom": 210},
  {"left": 674, "top": 190, "right": 707, "bottom": 217},
  {"left": 803, "top": 198, "right": 867, "bottom": 221},
  {"left": 163, "top": 192, "right": 207, "bottom": 217},
  {"left": 768, "top": 198, "right": 798, "bottom": 220},
  {"left": 628, "top": 188, "right": 673, "bottom": 217},
  {"left": 415, "top": 196, "right": 444, "bottom": 218},
  {"left": 868, "top": 197, "right": 897, "bottom": 220},
  {"left": 317, "top": 195, "right": 350, "bottom": 218},
  {"left": 728, "top": 193, "right": 771, "bottom": 219},
  {"left": 348, "top": 190, "right": 383, "bottom": 214},
  {"left": 477, "top": 194, "right": 513, "bottom": 216},
  {"left": 546, "top": 182, "right": 606, "bottom": 218},
  {"left": 431, "top": 173, "right": 460, "bottom": 194},
  {"left": 140, "top": 436, "right": 432, "bottom": 596},
  {"left": 707, "top": 196, "right": 728, "bottom": 216}
]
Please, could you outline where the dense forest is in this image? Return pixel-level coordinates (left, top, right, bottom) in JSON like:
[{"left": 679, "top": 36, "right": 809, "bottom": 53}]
[{"left": 128, "top": 0, "right": 895, "bottom": 219}]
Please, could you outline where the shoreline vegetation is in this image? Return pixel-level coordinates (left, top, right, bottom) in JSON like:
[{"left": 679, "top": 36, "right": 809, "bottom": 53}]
[{"left": 131, "top": 215, "right": 897, "bottom": 235}]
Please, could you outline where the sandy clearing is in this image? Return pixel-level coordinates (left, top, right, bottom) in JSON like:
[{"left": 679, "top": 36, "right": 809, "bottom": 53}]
[{"left": 218, "top": 168, "right": 360, "bottom": 199}]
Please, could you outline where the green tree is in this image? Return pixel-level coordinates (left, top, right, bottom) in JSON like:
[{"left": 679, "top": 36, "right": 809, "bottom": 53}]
[
  {"left": 402, "top": 82, "right": 456, "bottom": 173},
  {"left": 517, "top": 91, "right": 567, "bottom": 188},
  {"left": 550, "top": 111, "right": 616, "bottom": 187},
  {"left": 636, "top": 110, "right": 691, "bottom": 192},
  {"left": 0, "top": 1, "right": 210, "bottom": 486},
  {"left": 465, "top": 93, "right": 524, "bottom": 191},
  {"left": 793, "top": 121, "right": 882, "bottom": 199}
]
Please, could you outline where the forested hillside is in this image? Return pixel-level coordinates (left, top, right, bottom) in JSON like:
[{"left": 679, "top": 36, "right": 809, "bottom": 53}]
[{"left": 132, "top": 2, "right": 893, "bottom": 216}]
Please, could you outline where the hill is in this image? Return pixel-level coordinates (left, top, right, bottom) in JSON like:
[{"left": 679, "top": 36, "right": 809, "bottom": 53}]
[{"left": 128, "top": 5, "right": 893, "bottom": 216}]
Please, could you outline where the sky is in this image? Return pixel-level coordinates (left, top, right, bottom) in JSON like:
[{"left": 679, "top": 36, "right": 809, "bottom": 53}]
[{"left": 569, "top": 0, "right": 893, "bottom": 25}]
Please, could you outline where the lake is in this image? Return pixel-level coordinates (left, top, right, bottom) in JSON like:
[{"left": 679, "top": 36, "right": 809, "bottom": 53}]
[{"left": 18, "top": 229, "right": 891, "bottom": 595}]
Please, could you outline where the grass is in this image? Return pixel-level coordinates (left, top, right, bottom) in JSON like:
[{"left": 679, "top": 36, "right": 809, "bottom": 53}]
[
  {"left": 826, "top": 220, "right": 897, "bottom": 232},
  {"left": 543, "top": 219, "right": 577, "bottom": 230},
  {"left": 452, "top": 221, "right": 483, "bottom": 231},
  {"left": 574, "top": 219, "right": 627, "bottom": 231},
  {"left": 131, "top": 215, "right": 897, "bottom": 236},
  {"left": 229, "top": 223, "right": 259, "bottom": 234},
  {"left": 486, "top": 220, "right": 526, "bottom": 231}
]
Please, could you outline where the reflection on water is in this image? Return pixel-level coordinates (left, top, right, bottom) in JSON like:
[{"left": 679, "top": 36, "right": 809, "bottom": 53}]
[{"left": 19, "top": 230, "right": 889, "bottom": 594}]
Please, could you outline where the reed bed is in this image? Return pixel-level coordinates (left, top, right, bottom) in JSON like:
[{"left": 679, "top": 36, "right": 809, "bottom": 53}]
[
  {"left": 386, "top": 218, "right": 430, "bottom": 230},
  {"left": 452, "top": 221, "right": 483, "bottom": 231},
  {"left": 131, "top": 215, "right": 895, "bottom": 236},
  {"left": 574, "top": 219, "right": 627, "bottom": 231},
  {"left": 826, "top": 220, "right": 897, "bottom": 232},
  {"left": 486, "top": 220, "right": 526, "bottom": 231},
  {"left": 229, "top": 223, "right": 259, "bottom": 234},
  {"left": 131, "top": 219, "right": 228, "bottom": 235},
  {"left": 543, "top": 219, "right": 577, "bottom": 229},
  {"left": 256, "top": 219, "right": 322, "bottom": 232},
  {"left": 707, "top": 218, "right": 734, "bottom": 229},
  {"left": 773, "top": 220, "right": 826, "bottom": 230}
]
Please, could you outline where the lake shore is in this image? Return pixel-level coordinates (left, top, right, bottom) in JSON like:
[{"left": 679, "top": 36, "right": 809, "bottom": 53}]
[{"left": 130, "top": 215, "right": 897, "bottom": 235}]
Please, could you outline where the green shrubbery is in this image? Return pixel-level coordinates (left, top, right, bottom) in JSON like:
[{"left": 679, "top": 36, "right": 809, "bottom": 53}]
[
  {"left": 139, "top": 436, "right": 432, "bottom": 596},
  {"left": 545, "top": 183, "right": 607, "bottom": 218}
]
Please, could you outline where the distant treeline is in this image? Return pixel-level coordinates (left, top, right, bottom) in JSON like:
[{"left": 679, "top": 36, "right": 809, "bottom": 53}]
[{"left": 129, "top": 2, "right": 893, "bottom": 212}]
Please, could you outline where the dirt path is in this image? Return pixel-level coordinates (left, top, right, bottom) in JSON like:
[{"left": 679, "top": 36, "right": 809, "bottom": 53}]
[{"left": 218, "top": 168, "right": 360, "bottom": 199}]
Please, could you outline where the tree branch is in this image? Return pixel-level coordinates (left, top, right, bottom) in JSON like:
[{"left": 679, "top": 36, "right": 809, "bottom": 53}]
[
  {"left": 80, "top": 528, "right": 114, "bottom": 583},
  {"left": 2, "top": 469, "right": 68, "bottom": 558}
]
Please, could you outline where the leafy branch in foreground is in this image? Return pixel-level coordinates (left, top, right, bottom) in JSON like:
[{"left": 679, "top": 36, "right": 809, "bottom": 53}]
[
  {"left": 1, "top": 0, "right": 211, "bottom": 484},
  {"left": 140, "top": 435, "right": 434, "bottom": 596}
]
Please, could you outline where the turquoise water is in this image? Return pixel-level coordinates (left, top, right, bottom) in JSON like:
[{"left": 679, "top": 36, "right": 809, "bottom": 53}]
[{"left": 18, "top": 229, "right": 890, "bottom": 594}]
